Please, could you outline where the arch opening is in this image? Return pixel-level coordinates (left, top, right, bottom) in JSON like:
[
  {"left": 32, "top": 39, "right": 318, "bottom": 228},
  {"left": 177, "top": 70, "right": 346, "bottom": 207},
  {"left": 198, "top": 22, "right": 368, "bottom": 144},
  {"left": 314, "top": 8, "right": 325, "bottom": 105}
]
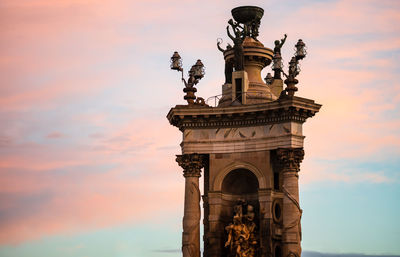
[{"left": 222, "top": 168, "right": 259, "bottom": 194}]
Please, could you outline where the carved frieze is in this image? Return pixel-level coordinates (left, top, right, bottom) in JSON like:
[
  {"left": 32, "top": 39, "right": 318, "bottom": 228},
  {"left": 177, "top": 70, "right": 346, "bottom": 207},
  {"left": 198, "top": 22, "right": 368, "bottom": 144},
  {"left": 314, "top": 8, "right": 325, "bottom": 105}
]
[{"left": 181, "top": 122, "right": 304, "bottom": 154}]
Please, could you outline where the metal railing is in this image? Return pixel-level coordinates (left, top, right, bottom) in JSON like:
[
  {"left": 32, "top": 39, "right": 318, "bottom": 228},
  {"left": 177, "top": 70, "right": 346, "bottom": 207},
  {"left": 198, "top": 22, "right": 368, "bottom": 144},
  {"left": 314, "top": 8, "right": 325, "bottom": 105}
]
[
  {"left": 206, "top": 94, "right": 223, "bottom": 107},
  {"left": 206, "top": 91, "right": 274, "bottom": 107}
]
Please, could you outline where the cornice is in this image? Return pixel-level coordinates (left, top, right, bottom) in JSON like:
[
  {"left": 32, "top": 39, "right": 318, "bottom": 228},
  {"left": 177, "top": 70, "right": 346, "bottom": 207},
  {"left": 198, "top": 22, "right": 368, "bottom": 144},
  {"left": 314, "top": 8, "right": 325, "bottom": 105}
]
[{"left": 167, "top": 96, "right": 321, "bottom": 131}]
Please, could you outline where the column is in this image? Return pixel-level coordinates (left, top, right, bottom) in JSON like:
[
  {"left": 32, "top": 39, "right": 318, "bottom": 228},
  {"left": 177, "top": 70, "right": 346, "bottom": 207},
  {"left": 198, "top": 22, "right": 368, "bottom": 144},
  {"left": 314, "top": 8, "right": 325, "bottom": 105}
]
[
  {"left": 176, "top": 154, "right": 205, "bottom": 257},
  {"left": 276, "top": 148, "right": 304, "bottom": 257}
]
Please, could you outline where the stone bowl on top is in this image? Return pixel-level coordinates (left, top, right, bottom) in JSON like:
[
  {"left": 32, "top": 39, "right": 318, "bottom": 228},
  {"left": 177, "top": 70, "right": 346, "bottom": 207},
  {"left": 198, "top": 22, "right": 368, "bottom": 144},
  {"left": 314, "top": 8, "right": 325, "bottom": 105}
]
[{"left": 231, "top": 6, "right": 264, "bottom": 24}]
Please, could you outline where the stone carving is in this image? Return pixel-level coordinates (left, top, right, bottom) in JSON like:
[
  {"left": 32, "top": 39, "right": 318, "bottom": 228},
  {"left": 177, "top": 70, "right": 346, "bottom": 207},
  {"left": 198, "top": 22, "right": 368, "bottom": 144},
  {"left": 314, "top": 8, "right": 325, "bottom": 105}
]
[
  {"left": 276, "top": 148, "right": 304, "bottom": 172},
  {"left": 176, "top": 154, "right": 205, "bottom": 177},
  {"left": 225, "top": 202, "right": 258, "bottom": 257}
]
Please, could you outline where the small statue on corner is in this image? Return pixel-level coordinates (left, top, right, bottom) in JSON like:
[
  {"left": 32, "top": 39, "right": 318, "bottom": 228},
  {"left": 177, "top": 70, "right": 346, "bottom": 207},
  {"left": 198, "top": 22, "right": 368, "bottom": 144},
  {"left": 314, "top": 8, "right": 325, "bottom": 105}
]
[
  {"left": 274, "top": 34, "right": 287, "bottom": 55},
  {"left": 217, "top": 38, "right": 234, "bottom": 84}
]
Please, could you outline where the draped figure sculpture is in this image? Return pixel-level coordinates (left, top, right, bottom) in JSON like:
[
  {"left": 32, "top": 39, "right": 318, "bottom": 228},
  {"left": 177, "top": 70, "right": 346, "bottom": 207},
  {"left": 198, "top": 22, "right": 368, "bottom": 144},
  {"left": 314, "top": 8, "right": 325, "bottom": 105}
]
[{"left": 225, "top": 202, "right": 257, "bottom": 257}]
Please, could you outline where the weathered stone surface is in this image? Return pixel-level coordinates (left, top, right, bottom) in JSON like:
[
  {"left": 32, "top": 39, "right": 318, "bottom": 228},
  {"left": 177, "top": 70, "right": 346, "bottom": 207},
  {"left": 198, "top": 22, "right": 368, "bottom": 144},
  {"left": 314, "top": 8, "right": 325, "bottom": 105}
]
[
  {"left": 167, "top": 96, "right": 321, "bottom": 131},
  {"left": 168, "top": 6, "right": 321, "bottom": 257},
  {"left": 276, "top": 148, "right": 304, "bottom": 257},
  {"left": 169, "top": 98, "right": 319, "bottom": 257},
  {"left": 176, "top": 154, "right": 206, "bottom": 257},
  {"left": 182, "top": 122, "right": 304, "bottom": 154}
]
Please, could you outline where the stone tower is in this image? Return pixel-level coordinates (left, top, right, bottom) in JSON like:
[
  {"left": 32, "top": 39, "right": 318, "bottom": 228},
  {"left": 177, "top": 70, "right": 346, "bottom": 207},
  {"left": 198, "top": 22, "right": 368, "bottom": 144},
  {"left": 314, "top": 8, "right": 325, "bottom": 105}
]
[{"left": 167, "top": 6, "right": 321, "bottom": 257}]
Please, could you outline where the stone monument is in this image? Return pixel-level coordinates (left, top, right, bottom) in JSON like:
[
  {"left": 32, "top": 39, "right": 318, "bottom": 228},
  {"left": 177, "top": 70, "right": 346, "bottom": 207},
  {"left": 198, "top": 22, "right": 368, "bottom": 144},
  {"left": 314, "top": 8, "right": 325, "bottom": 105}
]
[{"left": 168, "top": 5, "right": 321, "bottom": 257}]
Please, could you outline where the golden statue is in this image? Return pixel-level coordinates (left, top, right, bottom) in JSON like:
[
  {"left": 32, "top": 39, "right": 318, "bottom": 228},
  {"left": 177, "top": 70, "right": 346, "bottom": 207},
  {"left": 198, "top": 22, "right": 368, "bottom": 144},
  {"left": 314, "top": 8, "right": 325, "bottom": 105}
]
[{"left": 225, "top": 202, "right": 258, "bottom": 257}]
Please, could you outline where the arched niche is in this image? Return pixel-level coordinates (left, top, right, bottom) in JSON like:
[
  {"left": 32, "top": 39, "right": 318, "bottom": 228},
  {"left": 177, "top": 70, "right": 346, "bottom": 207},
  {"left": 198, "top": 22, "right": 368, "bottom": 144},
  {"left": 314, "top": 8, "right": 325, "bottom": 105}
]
[
  {"left": 222, "top": 168, "right": 259, "bottom": 195},
  {"left": 219, "top": 168, "right": 261, "bottom": 257},
  {"left": 212, "top": 161, "right": 267, "bottom": 192}
]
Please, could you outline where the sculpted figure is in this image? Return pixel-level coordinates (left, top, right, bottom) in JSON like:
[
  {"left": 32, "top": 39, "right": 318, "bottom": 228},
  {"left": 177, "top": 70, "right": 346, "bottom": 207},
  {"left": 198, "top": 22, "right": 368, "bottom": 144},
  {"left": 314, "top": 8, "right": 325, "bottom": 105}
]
[
  {"left": 228, "top": 19, "right": 245, "bottom": 39},
  {"left": 217, "top": 39, "right": 234, "bottom": 84},
  {"left": 245, "top": 206, "right": 256, "bottom": 237},
  {"left": 225, "top": 215, "right": 243, "bottom": 252},
  {"left": 274, "top": 34, "right": 287, "bottom": 55},
  {"left": 233, "top": 200, "right": 245, "bottom": 217},
  {"left": 250, "top": 18, "right": 261, "bottom": 40},
  {"left": 237, "top": 236, "right": 252, "bottom": 257},
  {"left": 227, "top": 20, "right": 244, "bottom": 71},
  {"left": 217, "top": 39, "right": 232, "bottom": 52},
  {"left": 225, "top": 202, "right": 257, "bottom": 257}
]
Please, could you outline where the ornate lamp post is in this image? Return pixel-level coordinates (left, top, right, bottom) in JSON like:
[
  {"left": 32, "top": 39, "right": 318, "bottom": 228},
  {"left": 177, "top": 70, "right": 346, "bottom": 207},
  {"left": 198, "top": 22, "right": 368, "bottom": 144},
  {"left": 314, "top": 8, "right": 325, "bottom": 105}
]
[
  {"left": 170, "top": 52, "right": 205, "bottom": 105},
  {"left": 277, "top": 39, "right": 307, "bottom": 97}
]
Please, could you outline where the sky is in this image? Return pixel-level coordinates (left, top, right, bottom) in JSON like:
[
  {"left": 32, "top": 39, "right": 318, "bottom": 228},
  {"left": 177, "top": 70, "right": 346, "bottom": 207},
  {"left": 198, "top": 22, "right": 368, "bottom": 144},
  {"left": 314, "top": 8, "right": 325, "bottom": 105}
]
[{"left": 0, "top": 0, "right": 399, "bottom": 257}]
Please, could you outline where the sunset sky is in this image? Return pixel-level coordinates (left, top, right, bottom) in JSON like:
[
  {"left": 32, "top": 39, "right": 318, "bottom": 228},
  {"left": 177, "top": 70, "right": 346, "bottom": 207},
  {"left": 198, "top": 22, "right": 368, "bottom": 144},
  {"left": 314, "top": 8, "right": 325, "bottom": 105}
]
[{"left": 0, "top": 0, "right": 399, "bottom": 256}]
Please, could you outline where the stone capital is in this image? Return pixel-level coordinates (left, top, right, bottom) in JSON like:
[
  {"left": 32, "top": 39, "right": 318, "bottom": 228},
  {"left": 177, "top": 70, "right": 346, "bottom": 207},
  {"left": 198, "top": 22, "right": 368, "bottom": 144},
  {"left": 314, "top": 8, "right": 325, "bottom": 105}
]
[
  {"left": 176, "top": 153, "right": 206, "bottom": 177},
  {"left": 276, "top": 148, "right": 304, "bottom": 172}
]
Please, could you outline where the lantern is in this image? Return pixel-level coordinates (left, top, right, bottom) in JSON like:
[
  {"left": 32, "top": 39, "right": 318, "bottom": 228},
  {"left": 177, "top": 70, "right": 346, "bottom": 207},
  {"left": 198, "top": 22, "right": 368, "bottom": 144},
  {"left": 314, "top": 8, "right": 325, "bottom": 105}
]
[
  {"left": 192, "top": 59, "right": 205, "bottom": 80},
  {"left": 170, "top": 51, "right": 182, "bottom": 71},
  {"left": 295, "top": 39, "right": 306, "bottom": 60}
]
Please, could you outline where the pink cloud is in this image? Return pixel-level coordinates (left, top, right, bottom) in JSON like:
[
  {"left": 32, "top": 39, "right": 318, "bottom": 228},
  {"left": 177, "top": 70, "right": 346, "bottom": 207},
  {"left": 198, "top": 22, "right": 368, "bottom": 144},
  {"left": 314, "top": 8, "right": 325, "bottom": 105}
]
[
  {"left": 46, "top": 132, "right": 64, "bottom": 139},
  {"left": 0, "top": 173, "right": 184, "bottom": 244},
  {"left": 0, "top": 117, "right": 183, "bottom": 244},
  {"left": 0, "top": 0, "right": 399, "bottom": 247}
]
